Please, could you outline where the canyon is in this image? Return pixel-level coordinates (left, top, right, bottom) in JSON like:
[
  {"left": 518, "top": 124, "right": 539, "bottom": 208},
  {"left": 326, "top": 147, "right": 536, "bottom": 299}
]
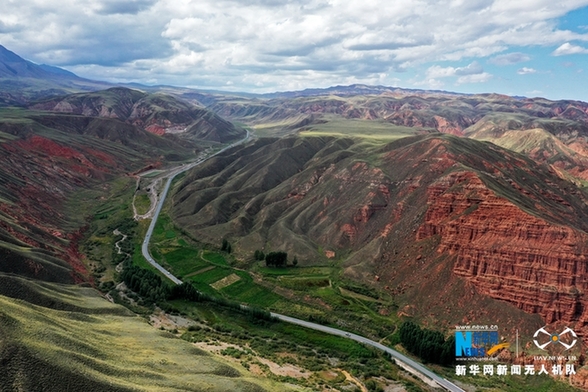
[{"left": 2, "top": 43, "right": 588, "bottom": 389}]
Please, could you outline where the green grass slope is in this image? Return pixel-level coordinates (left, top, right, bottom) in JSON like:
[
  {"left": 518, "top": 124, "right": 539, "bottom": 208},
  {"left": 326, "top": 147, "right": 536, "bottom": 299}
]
[
  {"left": 0, "top": 274, "right": 285, "bottom": 392},
  {"left": 0, "top": 104, "right": 296, "bottom": 390}
]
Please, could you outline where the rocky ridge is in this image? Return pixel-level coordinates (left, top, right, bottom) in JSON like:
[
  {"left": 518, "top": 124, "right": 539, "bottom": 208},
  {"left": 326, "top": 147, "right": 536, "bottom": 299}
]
[
  {"left": 207, "top": 92, "right": 588, "bottom": 183},
  {"left": 31, "top": 87, "right": 246, "bottom": 142}
]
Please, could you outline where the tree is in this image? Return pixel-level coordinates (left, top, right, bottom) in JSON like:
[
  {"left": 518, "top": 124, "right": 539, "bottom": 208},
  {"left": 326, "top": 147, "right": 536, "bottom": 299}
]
[
  {"left": 221, "top": 239, "right": 231, "bottom": 252},
  {"left": 292, "top": 256, "right": 298, "bottom": 266},
  {"left": 399, "top": 321, "right": 453, "bottom": 366},
  {"left": 265, "top": 251, "right": 288, "bottom": 267}
]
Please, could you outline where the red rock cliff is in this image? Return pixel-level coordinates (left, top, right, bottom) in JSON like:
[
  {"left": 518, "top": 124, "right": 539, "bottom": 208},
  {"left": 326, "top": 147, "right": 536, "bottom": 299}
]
[{"left": 417, "top": 171, "right": 588, "bottom": 333}]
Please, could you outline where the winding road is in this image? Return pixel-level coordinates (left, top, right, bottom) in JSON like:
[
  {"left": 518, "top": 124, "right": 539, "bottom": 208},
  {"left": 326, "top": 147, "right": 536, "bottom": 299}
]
[
  {"left": 138, "top": 129, "right": 464, "bottom": 392},
  {"left": 140, "top": 130, "right": 250, "bottom": 285}
]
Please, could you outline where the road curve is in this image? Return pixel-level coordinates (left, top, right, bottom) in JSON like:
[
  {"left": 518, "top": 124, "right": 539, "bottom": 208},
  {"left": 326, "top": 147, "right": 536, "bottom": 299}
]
[
  {"left": 138, "top": 128, "right": 464, "bottom": 392},
  {"left": 270, "top": 313, "right": 464, "bottom": 392},
  {"left": 141, "top": 130, "right": 250, "bottom": 285}
]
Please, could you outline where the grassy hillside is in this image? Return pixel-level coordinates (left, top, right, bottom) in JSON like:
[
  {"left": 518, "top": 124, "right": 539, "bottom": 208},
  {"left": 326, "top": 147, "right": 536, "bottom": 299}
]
[
  {"left": 0, "top": 274, "right": 289, "bottom": 392},
  {"left": 0, "top": 102, "right": 307, "bottom": 391},
  {"left": 0, "top": 106, "right": 200, "bottom": 284},
  {"left": 172, "top": 134, "right": 588, "bottom": 256}
]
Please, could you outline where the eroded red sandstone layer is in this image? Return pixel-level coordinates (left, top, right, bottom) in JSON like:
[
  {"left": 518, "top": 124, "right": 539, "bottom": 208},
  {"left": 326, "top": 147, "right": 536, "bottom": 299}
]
[{"left": 417, "top": 171, "right": 588, "bottom": 333}]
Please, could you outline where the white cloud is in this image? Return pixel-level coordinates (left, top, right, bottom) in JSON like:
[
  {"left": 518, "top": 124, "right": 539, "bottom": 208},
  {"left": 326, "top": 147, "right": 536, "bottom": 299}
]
[
  {"left": 552, "top": 42, "right": 588, "bottom": 56},
  {"left": 427, "top": 65, "right": 459, "bottom": 79},
  {"left": 489, "top": 52, "right": 531, "bottom": 65},
  {"left": 457, "top": 72, "right": 493, "bottom": 84},
  {"left": 517, "top": 67, "right": 537, "bottom": 74},
  {"left": 426, "top": 61, "right": 484, "bottom": 79},
  {"left": 527, "top": 89, "right": 543, "bottom": 96},
  {"left": 1, "top": 0, "right": 588, "bottom": 92},
  {"left": 455, "top": 62, "right": 484, "bottom": 75},
  {"left": 413, "top": 78, "right": 446, "bottom": 90},
  {"left": 421, "top": 61, "right": 491, "bottom": 87}
]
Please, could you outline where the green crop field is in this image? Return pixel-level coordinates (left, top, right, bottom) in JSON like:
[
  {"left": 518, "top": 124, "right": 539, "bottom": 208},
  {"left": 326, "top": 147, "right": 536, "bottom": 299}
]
[
  {"left": 142, "top": 206, "right": 403, "bottom": 340},
  {"left": 221, "top": 271, "right": 282, "bottom": 308},
  {"left": 202, "top": 250, "right": 230, "bottom": 266},
  {"left": 190, "top": 266, "right": 233, "bottom": 284},
  {"left": 160, "top": 247, "right": 208, "bottom": 276},
  {"left": 258, "top": 266, "right": 334, "bottom": 277}
]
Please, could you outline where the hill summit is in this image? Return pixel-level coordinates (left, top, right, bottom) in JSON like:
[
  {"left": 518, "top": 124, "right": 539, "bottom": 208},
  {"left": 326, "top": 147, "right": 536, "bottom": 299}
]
[
  {"left": 0, "top": 44, "right": 112, "bottom": 105},
  {"left": 0, "top": 44, "right": 80, "bottom": 80}
]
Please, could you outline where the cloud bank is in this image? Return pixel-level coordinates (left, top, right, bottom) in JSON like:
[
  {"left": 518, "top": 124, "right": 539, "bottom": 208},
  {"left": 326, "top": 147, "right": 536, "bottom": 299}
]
[{"left": 0, "top": 0, "right": 587, "bottom": 94}]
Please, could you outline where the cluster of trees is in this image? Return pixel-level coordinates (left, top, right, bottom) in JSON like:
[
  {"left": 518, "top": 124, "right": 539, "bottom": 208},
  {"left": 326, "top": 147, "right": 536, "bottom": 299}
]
[
  {"left": 255, "top": 249, "right": 298, "bottom": 266},
  {"left": 365, "top": 379, "right": 384, "bottom": 392},
  {"left": 221, "top": 239, "right": 232, "bottom": 253},
  {"left": 399, "top": 321, "right": 454, "bottom": 366},
  {"left": 264, "top": 251, "right": 288, "bottom": 267},
  {"left": 169, "top": 281, "right": 207, "bottom": 302},
  {"left": 120, "top": 264, "right": 170, "bottom": 303}
]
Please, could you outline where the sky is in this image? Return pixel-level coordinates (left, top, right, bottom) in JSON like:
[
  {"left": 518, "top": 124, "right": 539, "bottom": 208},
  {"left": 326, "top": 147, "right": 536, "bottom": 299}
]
[{"left": 1, "top": 0, "right": 588, "bottom": 100}]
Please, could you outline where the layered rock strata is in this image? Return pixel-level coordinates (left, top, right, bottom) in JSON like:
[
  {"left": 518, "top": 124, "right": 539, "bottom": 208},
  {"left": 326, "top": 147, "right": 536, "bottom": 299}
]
[{"left": 417, "top": 171, "right": 588, "bottom": 330}]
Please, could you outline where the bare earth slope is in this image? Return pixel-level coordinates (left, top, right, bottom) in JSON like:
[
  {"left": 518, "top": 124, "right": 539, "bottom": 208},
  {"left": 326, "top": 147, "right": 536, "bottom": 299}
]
[
  {"left": 0, "top": 107, "right": 197, "bottom": 283},
  {"left": 0, "top": 86, "right": 250, "bottom": 283}
]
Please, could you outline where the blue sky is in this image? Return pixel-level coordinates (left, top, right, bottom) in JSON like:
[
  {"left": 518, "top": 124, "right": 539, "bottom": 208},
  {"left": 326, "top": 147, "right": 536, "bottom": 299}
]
[{"left": 1, "top": 0, "right": 588, "bottom": 100}]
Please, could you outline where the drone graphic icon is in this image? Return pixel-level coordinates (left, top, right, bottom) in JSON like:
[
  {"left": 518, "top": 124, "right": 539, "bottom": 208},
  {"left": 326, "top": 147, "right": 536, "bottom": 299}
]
[{"left": 533, "top": 327, "right": 577, "bottom": 351}]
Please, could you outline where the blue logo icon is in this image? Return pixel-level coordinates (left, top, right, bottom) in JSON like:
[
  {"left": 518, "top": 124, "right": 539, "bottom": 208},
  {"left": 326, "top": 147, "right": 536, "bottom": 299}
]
[{"left": 456, "top": 330, "right": 500, "bottom": 357}]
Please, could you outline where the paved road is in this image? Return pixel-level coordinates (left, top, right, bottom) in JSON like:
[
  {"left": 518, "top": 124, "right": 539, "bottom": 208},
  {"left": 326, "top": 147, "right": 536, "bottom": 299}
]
[
  {"left": 141, "top": 130, "right": 250, "bottom": 285},
  {"left": 138, "top": 128, "right": 464, "bottom": 392},
  {"left": 271, "top": 313, "right": 464, "bottom": 392}
]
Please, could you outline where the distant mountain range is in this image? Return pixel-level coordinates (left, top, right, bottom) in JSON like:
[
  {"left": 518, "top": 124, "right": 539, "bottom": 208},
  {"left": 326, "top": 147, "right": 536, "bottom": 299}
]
[
  {"left": 0, "top": 45, "right": 78, "bottom": 80},
  {"left": 0, "top": 44, "right": 112, "bottom": 105},
  {"left": 0, "top": 44, "right": 528, "bottom": 106},
  {"left": 256, "top": 83, "right": 472, "bottom": 99}
]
